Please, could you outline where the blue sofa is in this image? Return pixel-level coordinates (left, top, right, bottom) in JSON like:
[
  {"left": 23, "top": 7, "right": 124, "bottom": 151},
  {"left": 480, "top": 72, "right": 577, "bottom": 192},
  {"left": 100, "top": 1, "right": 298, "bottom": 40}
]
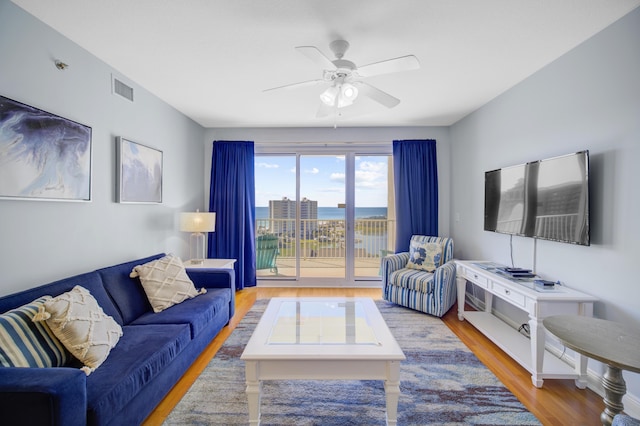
[{"left": 0, "top": 253, "right": 235, "bottom": 426}]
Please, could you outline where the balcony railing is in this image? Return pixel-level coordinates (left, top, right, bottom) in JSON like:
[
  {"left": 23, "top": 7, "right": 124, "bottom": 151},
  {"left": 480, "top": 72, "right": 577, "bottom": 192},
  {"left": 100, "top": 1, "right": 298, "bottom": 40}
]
[{"left": 255, "top": 218, "right": 396, "bottom": 278}]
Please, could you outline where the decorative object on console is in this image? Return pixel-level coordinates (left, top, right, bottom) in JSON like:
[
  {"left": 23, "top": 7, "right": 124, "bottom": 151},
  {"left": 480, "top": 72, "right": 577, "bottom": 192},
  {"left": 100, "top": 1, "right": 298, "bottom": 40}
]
[
  {"left": 116, "top": 136, "right": 163, "bottom": 203},
  {"left": 180, "top": 210, "right": 216, "bottom": 264},
  {"left": 0, "top": 95, "right": 92, "bottom": 201},
  {"left": 130, "top": 254, "right": 206, "bottom": 313}
]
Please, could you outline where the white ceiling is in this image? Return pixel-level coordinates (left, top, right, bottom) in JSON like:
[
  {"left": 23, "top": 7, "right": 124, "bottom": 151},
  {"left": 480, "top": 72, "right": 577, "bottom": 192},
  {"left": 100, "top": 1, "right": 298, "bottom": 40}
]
[{"left": 11, "top": 0, "right": 640, "bottom": 128}]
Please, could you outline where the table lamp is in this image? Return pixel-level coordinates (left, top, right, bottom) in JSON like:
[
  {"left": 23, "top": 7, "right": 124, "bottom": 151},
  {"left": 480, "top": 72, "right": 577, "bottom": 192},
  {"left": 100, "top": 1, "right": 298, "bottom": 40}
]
[{"left": 180, "top": 210, "right": 216, "bottom": 264}]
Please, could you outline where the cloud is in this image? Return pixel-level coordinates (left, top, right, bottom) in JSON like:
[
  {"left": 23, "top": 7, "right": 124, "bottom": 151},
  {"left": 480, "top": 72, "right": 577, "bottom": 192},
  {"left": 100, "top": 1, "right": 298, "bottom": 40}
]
[
  {"left": 359, "top": 161, "right": 386, "bottom": 172},
  {"left": 330, "top": 172, "right": 345, "bottom": 182},
  {"left": 257, "top": 162, "right": 279, "bottom": 169},
  {"left": 304, "top": 167, "right": 319, "bottom": 174},
  {"left": 356, "top": 161, "right": 387, "bottom": 189}
]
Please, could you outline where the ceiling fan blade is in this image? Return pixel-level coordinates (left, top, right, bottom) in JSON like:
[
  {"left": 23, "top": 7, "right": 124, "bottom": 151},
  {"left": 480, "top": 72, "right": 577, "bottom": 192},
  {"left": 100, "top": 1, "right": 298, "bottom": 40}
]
[
  {"left": 295, "top": 46, "right": 337, "bottom": 70},
  {"left": 263, "top": 79, "right": 324, "bottom": 92},
  {"left": 356, "top": 55, "right": 420, "bottom": 78},
  {"left": 354, "top": 82, "right": 401, "bottom": 108}
]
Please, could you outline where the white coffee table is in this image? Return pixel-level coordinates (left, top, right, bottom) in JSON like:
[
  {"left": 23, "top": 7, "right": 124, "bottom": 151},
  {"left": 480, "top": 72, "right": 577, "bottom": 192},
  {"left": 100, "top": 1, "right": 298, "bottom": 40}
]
[{"left": 240, "top": 297, "right": 406, "bottom": 426}]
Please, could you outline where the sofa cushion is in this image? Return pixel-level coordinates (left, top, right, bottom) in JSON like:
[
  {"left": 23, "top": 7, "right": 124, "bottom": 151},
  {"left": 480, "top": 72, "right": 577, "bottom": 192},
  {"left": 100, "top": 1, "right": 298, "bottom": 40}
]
[
  {"left": 0, "top": 296, "right": 69, "bottom": 368},
  {"left": 98, "top": 254, "right": 164, "bottom": 325},
  {"left": 0, "top": 271, "right": 123, "bottom": 326},
  {"left": 130, "top": 288, "right": 230, "bottom": 338},
  {"left": 389, "top": 268, "right": 436, "bottom": 294},
  {"left": 130, "top": 254, "right": 205, "bottom": 313},
  {"left": 86, "top": 323, "right": 191, "bottom": 422},
  {"left": 33, "top": 286, "right": 123, "bottom": 375},
  {"left": 406, "top": 240, "right": 442, "bottom": 272}
]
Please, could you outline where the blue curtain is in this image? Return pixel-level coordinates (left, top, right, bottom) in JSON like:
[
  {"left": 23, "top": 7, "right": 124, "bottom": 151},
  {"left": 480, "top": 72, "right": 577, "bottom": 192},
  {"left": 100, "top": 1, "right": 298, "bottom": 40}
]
[
  {"left": 208, "top": 141, "right": 256, "bottom": 289},
  {"left": 393, "top": 139, "right": 438, "bottom": 252}
]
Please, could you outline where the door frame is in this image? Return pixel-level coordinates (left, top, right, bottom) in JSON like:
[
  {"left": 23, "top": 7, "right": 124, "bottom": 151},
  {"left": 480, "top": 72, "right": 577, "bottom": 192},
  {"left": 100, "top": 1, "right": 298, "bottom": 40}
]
[{"left": 255, "top": 142, "right": 392, "bottom": 287}]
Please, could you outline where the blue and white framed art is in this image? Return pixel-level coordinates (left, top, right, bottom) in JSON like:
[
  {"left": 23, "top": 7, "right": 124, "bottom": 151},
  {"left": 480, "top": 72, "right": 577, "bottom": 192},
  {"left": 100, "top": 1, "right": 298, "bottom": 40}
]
[
  {"left": 0, "top": 95, "right": 92, "bottom": 201},
  {"left": 116, "top": 137, "right": 163, "bottom": 204}
]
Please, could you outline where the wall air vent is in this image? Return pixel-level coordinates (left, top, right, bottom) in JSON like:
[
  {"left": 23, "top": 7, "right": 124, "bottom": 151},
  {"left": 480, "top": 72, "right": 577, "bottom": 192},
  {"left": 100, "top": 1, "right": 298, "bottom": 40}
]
[{"left": 112, "top": 76, "right": 134, "bottom": 102}]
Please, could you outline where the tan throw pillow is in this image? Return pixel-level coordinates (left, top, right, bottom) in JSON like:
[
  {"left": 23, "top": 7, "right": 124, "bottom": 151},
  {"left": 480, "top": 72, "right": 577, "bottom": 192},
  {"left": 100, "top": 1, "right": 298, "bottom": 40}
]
[
  {"left": 406, "top": 241, "right": 443, "bottom": 272},
  {"left": 130, "top": 254, "right": 206, "bottom": 313},
  {"left": 32, "top": 286, "right": 122, "bottom": 375}
]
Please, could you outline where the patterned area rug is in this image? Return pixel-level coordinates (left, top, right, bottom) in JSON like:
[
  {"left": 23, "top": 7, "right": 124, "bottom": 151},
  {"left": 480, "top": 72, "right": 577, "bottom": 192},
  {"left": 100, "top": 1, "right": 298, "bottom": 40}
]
[{"left": 164, "top": 300, "right": 540, "bottom": 425}]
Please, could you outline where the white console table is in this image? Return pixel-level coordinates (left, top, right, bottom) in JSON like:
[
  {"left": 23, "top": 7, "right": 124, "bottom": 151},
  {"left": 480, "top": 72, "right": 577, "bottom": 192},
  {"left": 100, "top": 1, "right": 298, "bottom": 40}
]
[{"left": 455, "top": 260, "right": 597, "bottom": 388}]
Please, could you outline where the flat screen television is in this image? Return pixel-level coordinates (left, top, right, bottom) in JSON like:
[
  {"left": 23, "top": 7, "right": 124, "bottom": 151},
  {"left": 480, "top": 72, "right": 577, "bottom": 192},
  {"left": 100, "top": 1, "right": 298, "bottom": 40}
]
[{"left": 484, "top": 150, "right": 590, "bottom": 246}]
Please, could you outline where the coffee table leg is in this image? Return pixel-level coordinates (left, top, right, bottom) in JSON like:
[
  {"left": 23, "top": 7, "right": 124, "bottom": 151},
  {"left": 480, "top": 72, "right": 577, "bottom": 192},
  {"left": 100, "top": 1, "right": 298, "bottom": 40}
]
[
  {"left": 600, "top": 365, "right": 626, "bottom": 426},
  {"left": 245, "top": 361, "right": 262, "bottom": 426},
  {"left": 384, "top": 360, "right": 401, "bottom": 426}
]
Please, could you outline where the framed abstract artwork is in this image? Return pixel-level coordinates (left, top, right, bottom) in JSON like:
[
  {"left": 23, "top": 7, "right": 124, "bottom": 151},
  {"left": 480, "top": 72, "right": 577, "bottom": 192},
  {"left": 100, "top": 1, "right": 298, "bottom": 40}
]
[
  {"left": 116, "top": 137, "right": 163, "bottom": 203},
  {"left": 0, "top": 95, "right": 92, "bottom": 201}
]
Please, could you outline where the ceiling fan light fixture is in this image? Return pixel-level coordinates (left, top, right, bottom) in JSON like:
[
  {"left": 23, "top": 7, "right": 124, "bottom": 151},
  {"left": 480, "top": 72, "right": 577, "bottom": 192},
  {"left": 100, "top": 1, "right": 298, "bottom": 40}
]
[
  {"left": 338, "top": 83, "right": 358, "bottom": 107},
  {"left": 320, "top": 85, "right": 339, "bottom": 106}
]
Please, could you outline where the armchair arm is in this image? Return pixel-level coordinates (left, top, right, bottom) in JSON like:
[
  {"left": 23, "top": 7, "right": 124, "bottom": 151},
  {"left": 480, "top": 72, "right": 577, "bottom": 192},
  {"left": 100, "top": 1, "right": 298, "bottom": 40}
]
[
  {"left": 0, "top": 367, "right": 87, "bottom": 426},
  {"left": 431, "top": 260, "right": 457, "bottom": 316},
  {"left": 187, "top": 268, "right": 236, "bottom": 319},
  {"left": 381, "top": 252, "right": 410, "bottom": 287}
]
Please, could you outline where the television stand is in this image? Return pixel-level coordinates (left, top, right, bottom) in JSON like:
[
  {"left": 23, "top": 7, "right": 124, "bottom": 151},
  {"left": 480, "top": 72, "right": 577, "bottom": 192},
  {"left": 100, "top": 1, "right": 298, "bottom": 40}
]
[{"left": 454, "top": 260, "right": 597, "bottom": 388}]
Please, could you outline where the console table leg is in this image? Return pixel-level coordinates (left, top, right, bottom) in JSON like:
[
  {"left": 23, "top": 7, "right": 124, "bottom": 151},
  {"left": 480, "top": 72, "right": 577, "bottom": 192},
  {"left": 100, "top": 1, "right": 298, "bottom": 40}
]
[
  {"left": 529, "top": 316, "right": 545, "bottom": 388},
  {"left": 456, "top": 276, "right": 466, "bottom": 321},
  {"left": 600, "top": 365, "right": 626, "bottom": 426},
  {"left": 575, "top": 354, "right": 588, "bottom": 389},
  {"left": 384, "top": 361, "right": 401, "bottom": 426},
  {"left": 245, "top": 361, "right": 262, "bottom": 426}
]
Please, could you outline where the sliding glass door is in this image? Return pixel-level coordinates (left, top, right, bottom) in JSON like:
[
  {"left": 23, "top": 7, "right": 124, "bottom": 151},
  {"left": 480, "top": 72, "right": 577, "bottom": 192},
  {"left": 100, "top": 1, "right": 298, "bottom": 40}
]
[{"left": 255, "top": 148, "right": 392, "bottom": 286}]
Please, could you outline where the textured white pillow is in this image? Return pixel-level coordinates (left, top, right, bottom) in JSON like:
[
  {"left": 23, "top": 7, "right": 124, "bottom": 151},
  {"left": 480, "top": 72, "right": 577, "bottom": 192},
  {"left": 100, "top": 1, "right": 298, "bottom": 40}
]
[
  {"left": 130, "top": 254, "right": 206, "bottom": 313},
  {"left": 33, "top": 286, "right": 122, "bottom": 375}
]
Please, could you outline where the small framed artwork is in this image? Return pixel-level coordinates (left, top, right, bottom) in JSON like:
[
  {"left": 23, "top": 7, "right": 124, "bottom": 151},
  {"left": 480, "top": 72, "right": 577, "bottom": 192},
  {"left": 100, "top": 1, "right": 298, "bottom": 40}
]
[
  {"left": 0, "top": 95, "right": 92, "bottom": 201},
  {"left": 116, "top": 137, "right": 163, "bottom": 203}
]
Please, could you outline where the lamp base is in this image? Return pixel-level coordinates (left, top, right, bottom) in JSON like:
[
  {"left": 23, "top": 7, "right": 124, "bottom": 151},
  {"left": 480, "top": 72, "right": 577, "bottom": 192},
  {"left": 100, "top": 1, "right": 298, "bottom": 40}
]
[{"left": 189, "top": 232, "right": 206, "bottom": 264}]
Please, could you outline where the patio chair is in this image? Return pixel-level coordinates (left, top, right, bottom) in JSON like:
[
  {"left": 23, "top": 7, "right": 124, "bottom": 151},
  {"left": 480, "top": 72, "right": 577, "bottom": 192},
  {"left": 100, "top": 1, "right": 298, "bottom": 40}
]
[{"left": 256, "top": 234, "right": 279, "bottom": 274}]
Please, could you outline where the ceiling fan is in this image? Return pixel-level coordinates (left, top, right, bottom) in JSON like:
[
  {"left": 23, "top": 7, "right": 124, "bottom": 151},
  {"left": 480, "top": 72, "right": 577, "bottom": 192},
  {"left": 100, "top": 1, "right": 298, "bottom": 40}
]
[{"left": 264, "top": 40, "right": 420, "bottom": 117}]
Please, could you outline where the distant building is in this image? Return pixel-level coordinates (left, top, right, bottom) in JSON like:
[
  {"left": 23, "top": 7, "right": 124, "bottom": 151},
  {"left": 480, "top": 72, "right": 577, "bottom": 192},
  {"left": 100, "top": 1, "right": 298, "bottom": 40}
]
[{"left": 269, "top": 197, "right": 318, "bottom": 236}]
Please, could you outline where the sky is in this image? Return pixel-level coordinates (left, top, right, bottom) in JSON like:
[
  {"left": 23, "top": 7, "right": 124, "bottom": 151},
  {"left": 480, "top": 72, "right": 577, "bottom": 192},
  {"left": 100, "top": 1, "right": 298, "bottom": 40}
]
[{"left": 255, "top": 155, "right": 389, "bottom": 207}]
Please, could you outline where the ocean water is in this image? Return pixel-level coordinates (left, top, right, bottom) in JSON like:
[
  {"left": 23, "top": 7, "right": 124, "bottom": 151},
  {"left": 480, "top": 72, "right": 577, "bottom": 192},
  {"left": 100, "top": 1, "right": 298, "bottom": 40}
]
[{"left": 255, "top": 206, "right": 387, "bottom": 220}]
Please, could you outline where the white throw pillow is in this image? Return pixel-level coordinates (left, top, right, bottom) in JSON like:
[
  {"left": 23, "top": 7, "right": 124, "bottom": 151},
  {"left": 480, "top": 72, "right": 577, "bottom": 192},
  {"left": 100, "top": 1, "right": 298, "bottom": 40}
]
[
  {"left": 130, "top": 254, "right": 206, "bottom": 313},
  {"left": 33, "top": 286, "right": 122, "bottom": 375}
]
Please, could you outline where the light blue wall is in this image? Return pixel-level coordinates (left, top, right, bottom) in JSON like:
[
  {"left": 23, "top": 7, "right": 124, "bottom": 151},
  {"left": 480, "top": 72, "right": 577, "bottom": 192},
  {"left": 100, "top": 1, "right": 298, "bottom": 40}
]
[
  {"left": 450, "top": 7, "right": 640, "bottom": 412},
  {"left": 0, "top": 0, "right": 206, "bottom": 295}
]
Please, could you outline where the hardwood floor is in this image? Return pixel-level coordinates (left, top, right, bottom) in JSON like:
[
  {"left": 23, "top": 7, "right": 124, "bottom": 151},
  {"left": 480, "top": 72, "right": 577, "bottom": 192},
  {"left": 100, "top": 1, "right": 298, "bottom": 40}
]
[{"left": 143, "top": 287, "right": 604, "bottom": 426}]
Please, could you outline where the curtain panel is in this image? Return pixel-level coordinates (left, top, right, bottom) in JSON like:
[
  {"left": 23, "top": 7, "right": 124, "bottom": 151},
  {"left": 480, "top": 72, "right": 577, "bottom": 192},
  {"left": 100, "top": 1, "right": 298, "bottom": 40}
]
[
  {"left": 392, "top": 139, "right": 438, "bottom": 252},
  {"left": 208, "top": 141, "right": 256, "bottom": 289}
]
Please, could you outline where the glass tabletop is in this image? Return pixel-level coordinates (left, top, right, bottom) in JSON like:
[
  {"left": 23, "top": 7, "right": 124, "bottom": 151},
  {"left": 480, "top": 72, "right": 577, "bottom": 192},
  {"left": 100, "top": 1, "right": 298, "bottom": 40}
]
[{"left": 267, "top": 300, "right": 380, "bottom": 345}]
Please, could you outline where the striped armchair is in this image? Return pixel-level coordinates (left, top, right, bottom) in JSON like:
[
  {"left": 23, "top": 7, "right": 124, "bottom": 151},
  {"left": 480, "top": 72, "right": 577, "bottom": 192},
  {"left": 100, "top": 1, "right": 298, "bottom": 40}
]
[{"left": 381, "top": 236, "right": 456, "bottom": 317}]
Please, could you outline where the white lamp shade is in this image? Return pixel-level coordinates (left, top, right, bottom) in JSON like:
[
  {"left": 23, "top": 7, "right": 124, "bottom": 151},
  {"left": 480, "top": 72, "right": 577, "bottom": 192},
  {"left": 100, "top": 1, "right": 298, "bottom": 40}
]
[
  {"left": 180, "top": 212, "right": 216, "bottom": 233},
  {"left": 319, "top": 85, "right": 339, "bottom": 106}
]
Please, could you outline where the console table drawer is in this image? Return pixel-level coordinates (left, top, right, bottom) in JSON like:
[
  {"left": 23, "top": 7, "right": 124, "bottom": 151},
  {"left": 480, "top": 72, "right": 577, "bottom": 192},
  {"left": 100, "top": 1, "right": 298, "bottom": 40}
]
[
  {"left": 462, "top": 268, "right": 489, "bottom": 288},
  {"left": 492, "top": 282, "right": 526, "bottom": 307}
]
